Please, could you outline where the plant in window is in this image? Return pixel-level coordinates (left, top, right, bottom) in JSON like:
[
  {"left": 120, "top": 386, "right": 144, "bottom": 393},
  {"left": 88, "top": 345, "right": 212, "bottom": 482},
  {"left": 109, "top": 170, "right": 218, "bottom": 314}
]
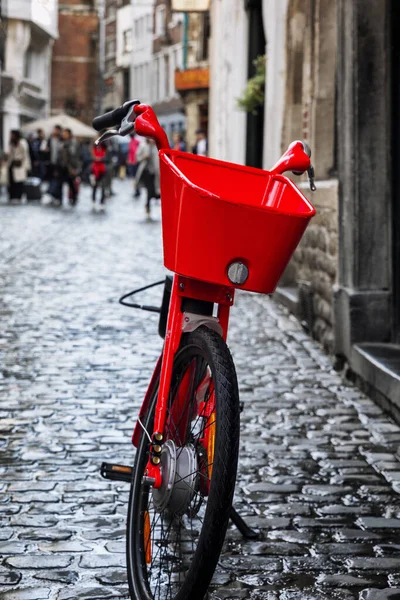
[{"left": 237, "top": 55, "right": 266, "bottom": 115}]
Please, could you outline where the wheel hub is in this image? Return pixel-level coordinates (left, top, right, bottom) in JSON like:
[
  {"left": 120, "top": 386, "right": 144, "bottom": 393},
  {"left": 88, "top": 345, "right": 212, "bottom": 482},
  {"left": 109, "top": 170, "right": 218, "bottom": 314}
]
[{"left": 153, "top": 440, "right": 198, "bottom": 515}]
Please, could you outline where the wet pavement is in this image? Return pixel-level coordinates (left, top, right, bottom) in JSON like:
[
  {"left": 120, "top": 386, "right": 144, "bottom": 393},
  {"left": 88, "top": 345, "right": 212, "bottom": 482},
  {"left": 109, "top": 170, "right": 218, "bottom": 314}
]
[{"left": 1, "top": 184, "right": 400, "bottom": 600}]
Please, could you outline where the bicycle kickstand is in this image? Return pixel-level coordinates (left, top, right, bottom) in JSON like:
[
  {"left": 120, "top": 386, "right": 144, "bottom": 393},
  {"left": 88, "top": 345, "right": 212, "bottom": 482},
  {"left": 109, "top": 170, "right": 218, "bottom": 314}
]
[{"left": 230, "top": 507, "right": 259, "bottom": 540}]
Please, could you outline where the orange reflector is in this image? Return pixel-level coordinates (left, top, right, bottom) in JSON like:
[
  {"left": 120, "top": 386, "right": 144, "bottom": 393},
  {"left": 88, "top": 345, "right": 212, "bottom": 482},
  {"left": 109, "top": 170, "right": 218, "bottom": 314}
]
[
  {"left": 207, "top": 411, "right": 216, "bottom": 481},
  {"left": 144, "top": 510, "right": 151, "bottom": 564}
]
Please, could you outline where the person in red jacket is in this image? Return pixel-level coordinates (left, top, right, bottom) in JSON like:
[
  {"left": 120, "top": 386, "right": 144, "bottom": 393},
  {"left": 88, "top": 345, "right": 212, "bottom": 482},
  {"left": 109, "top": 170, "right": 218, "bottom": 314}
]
[{"left": 91, "top": 141, "right": 107, "bottom": 209}]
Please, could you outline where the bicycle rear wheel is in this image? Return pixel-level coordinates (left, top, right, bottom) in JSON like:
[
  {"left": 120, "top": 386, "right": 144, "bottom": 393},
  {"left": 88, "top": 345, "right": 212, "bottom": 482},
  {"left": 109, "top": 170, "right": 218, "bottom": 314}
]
[{"left": 127, "top": 326, "right": 240, "bottom": 600}]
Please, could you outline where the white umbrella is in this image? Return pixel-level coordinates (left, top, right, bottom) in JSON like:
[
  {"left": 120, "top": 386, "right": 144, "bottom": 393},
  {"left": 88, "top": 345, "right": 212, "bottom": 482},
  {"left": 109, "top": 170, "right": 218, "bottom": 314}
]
[{"left": 22, "top": 114, "right": 98, "bottom": 138}]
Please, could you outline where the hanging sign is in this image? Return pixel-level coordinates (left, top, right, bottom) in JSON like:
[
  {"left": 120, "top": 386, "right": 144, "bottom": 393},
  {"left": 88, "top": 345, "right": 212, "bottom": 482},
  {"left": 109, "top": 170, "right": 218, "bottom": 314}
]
[{"left": 171, "top": 0, "right": 210, "bottom": 11}]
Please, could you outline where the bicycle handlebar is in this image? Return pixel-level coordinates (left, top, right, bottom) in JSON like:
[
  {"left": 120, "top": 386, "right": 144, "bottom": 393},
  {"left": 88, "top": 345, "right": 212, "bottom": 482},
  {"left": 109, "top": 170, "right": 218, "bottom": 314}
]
[
  {"left": 92, "top": 101, "right": 170, "bottom": 150},
  {"left": 93, "top": 102, "right": 315, "bottom": 188},
  {"left": 92, "top": 100, "right": 141, "bottom": 132}
]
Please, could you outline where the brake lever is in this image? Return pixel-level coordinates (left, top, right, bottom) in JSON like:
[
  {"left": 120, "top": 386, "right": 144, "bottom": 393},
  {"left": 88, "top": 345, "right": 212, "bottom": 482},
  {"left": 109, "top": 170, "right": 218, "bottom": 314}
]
[
  {"left": 95, "top": 129, "right": 119, "bottom": 146},
  {"left": 119, "top": 104, "right": 137, "bottom": 136},
  {"left": 95, "top": 100, "right": 140, "bottom": 145}
]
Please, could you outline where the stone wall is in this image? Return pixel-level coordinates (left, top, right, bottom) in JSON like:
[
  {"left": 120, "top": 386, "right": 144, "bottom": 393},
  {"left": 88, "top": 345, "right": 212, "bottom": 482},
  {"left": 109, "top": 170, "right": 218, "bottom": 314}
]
[
  {"left": 289, "top": 179, "right": 338, "bottom": 353},
  {"left": 270, "top": 0, "right": 338, "bottom": 353}
]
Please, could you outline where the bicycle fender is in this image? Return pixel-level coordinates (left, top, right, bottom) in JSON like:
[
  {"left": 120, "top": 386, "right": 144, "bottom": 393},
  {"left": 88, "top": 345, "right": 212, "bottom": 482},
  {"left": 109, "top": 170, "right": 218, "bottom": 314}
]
[{"left": 182, "top": 312, "right": 223, "bottom": 336}]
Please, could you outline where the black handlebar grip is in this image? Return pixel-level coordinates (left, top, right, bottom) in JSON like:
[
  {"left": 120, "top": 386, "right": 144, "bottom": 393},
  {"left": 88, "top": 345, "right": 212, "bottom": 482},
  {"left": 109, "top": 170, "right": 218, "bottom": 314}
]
[{"left": 92, "top": 105, "right": 128, "bottom": 131}]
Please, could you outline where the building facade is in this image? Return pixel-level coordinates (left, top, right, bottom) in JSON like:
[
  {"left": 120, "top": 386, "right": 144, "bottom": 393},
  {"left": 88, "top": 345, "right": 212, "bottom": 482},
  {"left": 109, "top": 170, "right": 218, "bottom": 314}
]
[
  {"left": 51, "top": 0, "right": 98, "bottom": 124},
  {"left": 102, "top": 0, "right": 118, "bottom": 109},
  {"left": 174, "top": 9, "right": 210, "bottom": 150},
  {"left": 0, "top": 0, "right": 59, "bottom": 150},
  {"left": 115, "top": 0, "right": 132, "bottom": 105},
  {"left": 208, "top": 0, "right": 400, "bottom": 418},
  {"left": 152, "top": 0, "right": 185, "bottom": 142},
  {"left": 208, "top": 0, "right": 248, "bottom": 165},
  {"left": 131, "top": 0, "right": 154, "bottom": 105}
]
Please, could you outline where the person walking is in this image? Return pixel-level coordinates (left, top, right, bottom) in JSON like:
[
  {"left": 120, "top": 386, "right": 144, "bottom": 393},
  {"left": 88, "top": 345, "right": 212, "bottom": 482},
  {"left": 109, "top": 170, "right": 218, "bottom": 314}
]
[
  {"left": 172, "top": 132, "right": 186, "bottom": 152},
  {"left": 103, "top": 137, "right": 118, "bottom": 198},
  {"left": 7, "top": 130, "right": 31, "bottom": 202},
  {"left": 48, "top": 125, "right": 63, "bottom": 203},
  {"left": 192, "top": 129, "right": 208, "bottom": 156},
  {"left": 127, "top": 133, "right": 140, "bottom": 198},
  {"left": 60, "top": 128, "right": 80, "bottom": 205},
  {"left": 90, "top": 140, "right": 107, "bottom": 210},
  {"left": 0, "top": 152, "right": 9, "bottom": 198},
  {"left": 135, "top": 138, "right": 159, "bottom": 217},
  {"left": 31, "top": 129, "right": 49, "bottom": 181},
  {"left": 80, "top": 141, "right": 93, "bottom": 184}
]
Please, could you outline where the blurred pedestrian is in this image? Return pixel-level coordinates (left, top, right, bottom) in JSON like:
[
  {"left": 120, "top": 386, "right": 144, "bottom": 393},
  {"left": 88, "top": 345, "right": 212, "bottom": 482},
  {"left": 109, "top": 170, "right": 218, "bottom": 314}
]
[
  {"left": 31, "top": 129, "right": 49, "bottom": 181},
  {"left": 135, "top": 138, "right": 159, "bottom": 217},
  {"left": 118, "top": 140, "right": 128, "bottom": 179},
  {"left": 192, "top": 129, "right": 208, "bottom": 156},
  {"left": 80, "top": 140, "right": 93, "bottom": 184},
  {"left": 7, "top": 130, "right": 31, "bottom": 202},
  {"left": 60, "top": 128, "right": 80, "bottom": 205},
  {"left": 172, "top": 132, "right": 186, "bottom": 152},
  {"left": 0, "top": 152, "right": 8, "bottom": 197},
  {"left": 48, "top": 125, "right": 63, "bottom": 203},
  {"left": 90, "top": 140, "right": 107, "bottom": 210},
  {"left": 104, "top": 137, "right": 118, "bottom": 197},
  {"left": 127, "top": 133, "right": 140, "bottom": 198}
]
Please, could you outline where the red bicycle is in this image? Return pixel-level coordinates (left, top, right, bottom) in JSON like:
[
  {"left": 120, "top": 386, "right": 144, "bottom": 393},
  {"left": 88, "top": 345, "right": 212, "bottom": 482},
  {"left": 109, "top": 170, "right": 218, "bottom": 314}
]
[{"left": 94, "top": 101, "right": 316, "bottom": 600}]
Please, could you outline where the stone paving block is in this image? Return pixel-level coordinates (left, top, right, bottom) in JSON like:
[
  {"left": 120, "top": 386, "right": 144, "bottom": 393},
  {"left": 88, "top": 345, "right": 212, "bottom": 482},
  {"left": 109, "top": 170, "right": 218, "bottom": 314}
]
[
  {"left": 0, "top": 542, "right": 27, "bottom": 555},
  {"left": 0, "top": 529, "right": 14, "bottom": 541},
  {"left": 0, "top": 568, "right": 21, "bottom": 586},
  {"left": 356, "top": 518, "right": 400, "bottom": 529},
  {"left": 95, "top": 569, "right": 129, "bottom": 586},
  {"left": 280, "top": 590, "right": 354, "bottom": 600},
  {"left": 5, "top": 555, "right": 73, "bottom": 569},
  {"left": 33, "top": 570, "right": 80, "bottom": 584},
  {"left": 79, "top": 554, "right": 125, "bottom": 569},
  {"left": 311, "top": 543, "right": 375, "bottom": 556},
  {"left": 0, "top": 588, "right": 51, "bottom": 599},
  {"left": 347, "top": 557, "right": 400, "bottom": 570},
  {"left": 317, "top": 574, "right": 382, "bottom": 587},
  {"left": 57, "top": 587, "right": 122, "bottom": 599},
  {"left": 359, "top": 590, "right": 400, "bottom": 600},
  {"left": 302, "top": 485, "right": 354, "bottom": 496},
  {"left": 334, "top": 529, "right": 383, "bottom": 542}
]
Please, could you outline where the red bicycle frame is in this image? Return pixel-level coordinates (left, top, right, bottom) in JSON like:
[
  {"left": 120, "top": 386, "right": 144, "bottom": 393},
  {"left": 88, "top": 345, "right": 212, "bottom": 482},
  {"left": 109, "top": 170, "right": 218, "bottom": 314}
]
[{"left": 130, "top": 104, "right": 313, "bottom": 489}]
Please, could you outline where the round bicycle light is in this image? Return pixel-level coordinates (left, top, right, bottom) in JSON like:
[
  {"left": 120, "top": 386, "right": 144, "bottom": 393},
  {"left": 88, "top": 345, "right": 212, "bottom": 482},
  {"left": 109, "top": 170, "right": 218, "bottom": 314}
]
[{"left": 227, "top": 261, "right": 249, "bottom": 285}]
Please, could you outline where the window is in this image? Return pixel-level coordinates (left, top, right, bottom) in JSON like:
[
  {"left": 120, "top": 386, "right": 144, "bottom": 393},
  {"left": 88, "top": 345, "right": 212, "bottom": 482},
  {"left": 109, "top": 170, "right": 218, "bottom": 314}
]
[
  {"left": 123, "top": 29, "right": 132, "bottom": 53},
  {"left": 24, "top": 45, "right": 45, "bottom": 87},
  {"left": 106, "top": 39, "right": 116, "bottom": 56},
  {"left": 107, "top": 4, "right": 116, "bottom": 19},
  {"left": 123, "top": 68, "right": 130, "bottom": 101},
  {"left": 164, "top": 54, "right": 170, "bottom": 98},
  {"left": 155, "top": 6, "right": 166, "bottom": 36},
  {"left": 198, "top": 12, "right": 210, "bottom": 61},
  {"left": 155, "top": 58, "right": 160, "bottom": 101}
]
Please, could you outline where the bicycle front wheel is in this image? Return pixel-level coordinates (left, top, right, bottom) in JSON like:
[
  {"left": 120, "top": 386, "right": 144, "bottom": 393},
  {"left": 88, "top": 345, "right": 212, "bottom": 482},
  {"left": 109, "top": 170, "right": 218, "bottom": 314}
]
[{"left": 127, "top": 326, "right": 240, "bottom": 600}]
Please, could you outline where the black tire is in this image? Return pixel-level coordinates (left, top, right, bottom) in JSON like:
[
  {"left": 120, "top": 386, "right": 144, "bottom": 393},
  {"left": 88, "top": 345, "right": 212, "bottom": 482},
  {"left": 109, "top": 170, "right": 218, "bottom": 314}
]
[{"left": 127, "top": 326, "right": 240, "bottom": 600}]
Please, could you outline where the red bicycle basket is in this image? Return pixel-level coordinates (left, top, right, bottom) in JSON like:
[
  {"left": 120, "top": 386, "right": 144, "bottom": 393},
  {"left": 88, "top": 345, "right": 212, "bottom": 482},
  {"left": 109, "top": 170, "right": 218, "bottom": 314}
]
[{"left": 159, "top": 150, "right": 316, "bottom": 294}]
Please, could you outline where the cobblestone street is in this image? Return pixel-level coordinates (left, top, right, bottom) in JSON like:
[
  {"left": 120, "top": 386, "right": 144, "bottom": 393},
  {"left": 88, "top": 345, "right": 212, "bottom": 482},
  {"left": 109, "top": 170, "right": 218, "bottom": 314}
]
[{"left": 2, "top": 184, "right": 400, "bottom": 600}]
